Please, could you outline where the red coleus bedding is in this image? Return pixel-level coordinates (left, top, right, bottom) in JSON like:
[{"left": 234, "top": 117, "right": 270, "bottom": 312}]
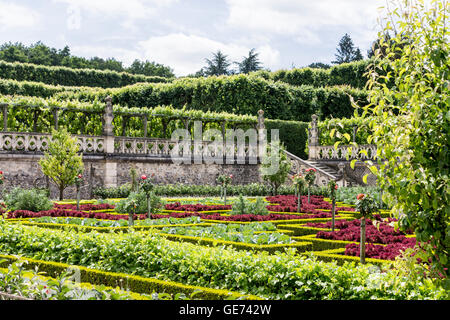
[
  {"left": 151, "top": 211, "right": 333, "bottom": 221},
  {"left": 164, "top": 202, "right": 231, "bottom": 211},
  {"left": 344, "top": 239, "right": 416, "bottom": 260},
  {"left": 53, "top": 203, "right": 116, "bottom": 211},
  {"left": 266, "top": 195, "right": 354, "bottom": 213},
  {"left": 313, "top": 217, "right": 413, "bottom": 244},
  {"left": 7, "top": 209, "right": 146, "bottom": 221}
]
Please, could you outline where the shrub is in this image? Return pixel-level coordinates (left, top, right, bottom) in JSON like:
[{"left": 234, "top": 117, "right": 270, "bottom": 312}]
[
  {"left": 4, "top": 187, "right": 53, "bottom": 212},
  {"left": 115, "top": 191, "right": 165, "bottom": 214}
]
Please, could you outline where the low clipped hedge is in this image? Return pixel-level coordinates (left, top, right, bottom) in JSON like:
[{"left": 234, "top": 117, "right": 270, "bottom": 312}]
[
  {"left": 153, "top": 232, "right": 313, "bottom": 254},
  {"left": 311, "top": 248, "right": 391, "bottom": 267},
  {"left": 0, "top": 254, "right": 259, "bottom": 300}
]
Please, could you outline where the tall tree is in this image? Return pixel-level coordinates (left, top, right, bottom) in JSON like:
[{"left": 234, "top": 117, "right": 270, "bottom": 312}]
[
  {"left": 236, "top": 48, "right": 262, "bottom": 74},
  {"left": 332, "top": 33, "right": 364, "bottom": 64},
  {"left": 204, "top": 50, "right": 231, "bottom": 76}
]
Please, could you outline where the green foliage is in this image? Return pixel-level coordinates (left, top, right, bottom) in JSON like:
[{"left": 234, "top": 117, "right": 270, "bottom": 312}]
[
  {"left": 53, "top": 75, "right": 368, "bottom": 121},
  {"left": 335, "top": 186, "right": 383, "bottom": 205},
  {"left": 93, "top": 183, "right": 329, "bottom": 199},
  {"left": 355, "top": 194, "right": 379, "bottom": 219},
  {"left": 161, "top": 222, "right": 290, "bottom": 245},
  {"left": 39, "top": 128, "right": 84, "bottom": 200},
  {"left": 230, "top": 195, "right": 269, "bottom": 215},
  {"left": 260, "top": 141, "right": 292, "bottom": 195},
  {"left": 0, "top": 60, "right": 170, "bottom": 88},
  {"left": 4, "top": 187, "right": 53, "bottom": 212},
  {"left": 115, "top": 191, "right": 165, "bottom": 214},
  {"left": 0, "top": 221, "right": 446, "bottom": 300},
  {"left": 254, "top": 59, "right": 373, "bottom": 90},
  {"left": 317, "top": 116, "right": 373, "bottom": 146},
  {"left": 0, "top": 259, "right": 143, "bottom": 300},
  {"left": 365, "top": 0, "right": 449, "bottom": 278}
]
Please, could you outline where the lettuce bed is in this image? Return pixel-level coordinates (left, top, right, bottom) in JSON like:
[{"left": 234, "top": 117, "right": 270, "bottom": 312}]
[{"left": 0, "top": 220, "right": 446, "bottom": 300}]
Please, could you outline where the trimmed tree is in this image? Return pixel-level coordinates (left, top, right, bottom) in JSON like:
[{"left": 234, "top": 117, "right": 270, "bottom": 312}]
[
  {"left": 355, "top": 193, "right": 379, "bottom": 264},
  {"left": 39, "top": 128, "right": 84, "bottom": 200}
]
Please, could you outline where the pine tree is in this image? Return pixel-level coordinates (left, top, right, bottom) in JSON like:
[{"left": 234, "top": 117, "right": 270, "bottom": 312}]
[
  {"left": 204, "top": 51, "right": 231, "bottom": 76},
  {"left": 332, "top": 33, "right": 363, "bottom": 64},
  {"left": 236, "top": 48, "right": 262, "bottom": 74}
]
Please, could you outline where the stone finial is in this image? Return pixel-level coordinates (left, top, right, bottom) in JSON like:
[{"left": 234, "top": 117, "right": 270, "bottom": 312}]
[
  {"left": 257, "top": 109, "right": 265, "bottom": 130},
  {"left": 308, "top": 114, "right": 319, "bottom": 147}
]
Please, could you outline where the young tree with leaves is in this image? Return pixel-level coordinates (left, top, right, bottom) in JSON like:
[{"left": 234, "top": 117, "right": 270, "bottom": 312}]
[
  {"left": 362, "top": 0, "right": 449, "bottom": 279},
  {"left": 39, "top": 128, "right": 84, "bottom": 200},
  {"left": 260, "top": 141, "right": 291, "bottom": 196}
]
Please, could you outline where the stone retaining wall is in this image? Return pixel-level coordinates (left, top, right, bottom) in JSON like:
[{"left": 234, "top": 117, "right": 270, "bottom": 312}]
[{"left": 0, "top": 153, "right": 260, "bottom": 200}]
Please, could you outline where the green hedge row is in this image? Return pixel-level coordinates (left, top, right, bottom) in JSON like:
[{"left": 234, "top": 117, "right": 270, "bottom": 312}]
[
  {"left": 0, "top": 60, "right": 171, "bottom": 88},
  {"left": 0, "top": 254, "right": 258, "bottom": 300},
  {"left": 54, "top": 75, "right": 369, "bottom": 121},
  {"left": 317, "top": 116, "right": 374, "bottom": 146},
  {"left": 254, "top": 59, "right": 372, "bottom": 89},
  {"left": 0, "top": 78, "right": 82, "bottom": 98}
]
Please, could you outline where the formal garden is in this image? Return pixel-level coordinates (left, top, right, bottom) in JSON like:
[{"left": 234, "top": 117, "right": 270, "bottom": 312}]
[{"left": 0, "top": 1, "right": 448, "bottom": 303}]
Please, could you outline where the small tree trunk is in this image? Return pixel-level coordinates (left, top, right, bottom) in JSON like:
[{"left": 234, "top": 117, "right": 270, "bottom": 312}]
[
  {"left": 224, "top": 187, "right": 227, "bottom": 205},
  {"left": 360, "top": 217, "right": 366, "bottom": 264},
  {"left": 307, "top": 187, "right": 311, "bottom": 204},
  {"left": 147, "top": 192, "right": 152, "bottom": 219},
  {"left": 297, "top": 186, "right": 301, "bottom": 213},
  {"left": 331, "top": 197, "right": 336, "bottom": 231},
  {"left": 59, "top": 185, "right": 64, "bottom": 201},
  {"left": 76, "top": 186, "right": 80, "bottom": 211},
  {"left": 129, "top": 209, "right": 134, "bottom": 226}
]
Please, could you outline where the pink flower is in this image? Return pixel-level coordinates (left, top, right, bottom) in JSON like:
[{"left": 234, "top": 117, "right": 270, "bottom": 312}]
[
  {"left": 335, "top": 185, "right": 338, "bottom": 190},
  {"left": 357, "top": 193, "right": 365, "bottom": 200},
  {"left": 229, "top": 174, "right": 233, "bottom": 178},
  {"left": 77, "top": 174, "right": 82, "bottom": 178},
  {"left": 141, "top": 175, "right": 147, "bottom": 180},
  {"left": 0, "top": 171, "right": 3, "bottom": 174}
]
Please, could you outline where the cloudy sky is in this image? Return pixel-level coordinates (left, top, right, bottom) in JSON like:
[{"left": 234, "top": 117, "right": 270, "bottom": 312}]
[{"left": 0, "top": 0, "right": 387, "bottom": 76}]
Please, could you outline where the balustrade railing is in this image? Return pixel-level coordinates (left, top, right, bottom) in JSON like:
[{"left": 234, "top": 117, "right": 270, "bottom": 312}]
[{"left": 0, "top": 132, "right": 105, "bottom": 154}]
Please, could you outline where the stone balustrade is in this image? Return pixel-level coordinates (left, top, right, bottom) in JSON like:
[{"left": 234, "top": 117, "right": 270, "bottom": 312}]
[{"left": 0, "top": 132, "right": 105, "bottom": 154}]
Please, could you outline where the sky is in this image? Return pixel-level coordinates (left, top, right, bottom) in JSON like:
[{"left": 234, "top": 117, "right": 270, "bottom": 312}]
[{"left": 0, "top": 0, "right": 388, "bottom": 76}]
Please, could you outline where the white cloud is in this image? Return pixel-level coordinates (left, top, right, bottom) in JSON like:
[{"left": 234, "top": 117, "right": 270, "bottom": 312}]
[
  {"left": 225, "top": 0, "right": 384, "bottom": 49},
  {"left": 0, "top": 2, "right": 40, "bottom": 29},
  {"left": 137, "top": 33, "right": 280, "bottom": 76},
  {"left": 70, "top": 45, "right": 141, "bottom": 66},
  {"left": 53, "top": 0, "right": 177, "bottom": 19}
]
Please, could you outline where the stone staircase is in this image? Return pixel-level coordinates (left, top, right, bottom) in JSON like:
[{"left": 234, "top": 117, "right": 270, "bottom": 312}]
[{"left": 303, "top": 160, "right": 340, "bottom": 177}]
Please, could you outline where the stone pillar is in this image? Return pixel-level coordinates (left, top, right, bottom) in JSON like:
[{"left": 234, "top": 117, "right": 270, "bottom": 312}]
[
  {"left": 337, "top": 162, "right": 346, "bottom": 187},
  {"left": 308, "top": 114, "right": 319, "bottom": 160},
  {"left": 257, "top": 110, "right": 266, "bottom": 163},
  {"left": 103, "top": 96, "right": 117, "bottom": 188}
]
